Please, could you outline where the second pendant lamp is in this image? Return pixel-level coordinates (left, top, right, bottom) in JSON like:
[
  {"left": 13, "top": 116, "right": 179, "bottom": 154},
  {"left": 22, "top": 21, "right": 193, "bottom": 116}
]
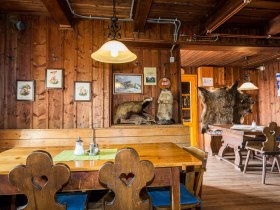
[{"left": 238, "top": 56, "right": 258, "bottom": 91}]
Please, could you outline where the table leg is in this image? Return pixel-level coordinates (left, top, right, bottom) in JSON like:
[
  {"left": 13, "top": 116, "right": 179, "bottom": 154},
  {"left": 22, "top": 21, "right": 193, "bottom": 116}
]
[
  {"left": 234, "top": 147, "right": 243, "bottom": 171},
  {"left": 171, "top": 167, "right": 180, "bottom": 210},
  {"left": 217, "top": 144, "right": 227, "bottom": 159}
]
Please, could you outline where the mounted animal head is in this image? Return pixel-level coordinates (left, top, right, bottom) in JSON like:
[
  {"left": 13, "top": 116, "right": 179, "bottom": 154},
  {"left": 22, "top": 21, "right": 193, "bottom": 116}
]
[{"left": 198, "top": 81, "right": 254, "bottom": 133}]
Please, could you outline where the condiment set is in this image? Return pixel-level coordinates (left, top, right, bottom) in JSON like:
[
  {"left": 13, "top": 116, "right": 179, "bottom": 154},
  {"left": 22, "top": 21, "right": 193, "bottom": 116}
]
[{"left": 74, "top": 135, "right": 99, "bottom": 156}]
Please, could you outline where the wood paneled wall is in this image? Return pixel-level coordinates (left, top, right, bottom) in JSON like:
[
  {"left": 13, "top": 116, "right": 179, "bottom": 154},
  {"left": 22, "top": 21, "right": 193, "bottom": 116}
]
[
  {"left": 182, "top": 66, "right": 259, "bottom": 124},
  {"left": 112, "top": 53, "right": 180, "bottom": 123},
  {"left": 258, "top": 60, "right": 280, "bottom": 126},
  {"left": 181, "top": 65, "right": 260, "bottom": 148},
  {"left": 0, "top": 14, "right": 179, "bottom": 129}
]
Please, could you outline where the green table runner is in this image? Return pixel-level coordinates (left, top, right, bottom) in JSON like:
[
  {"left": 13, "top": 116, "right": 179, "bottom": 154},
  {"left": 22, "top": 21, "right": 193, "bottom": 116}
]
[{"left": 53, "top": 149, "right": 117, "bottom": 161}]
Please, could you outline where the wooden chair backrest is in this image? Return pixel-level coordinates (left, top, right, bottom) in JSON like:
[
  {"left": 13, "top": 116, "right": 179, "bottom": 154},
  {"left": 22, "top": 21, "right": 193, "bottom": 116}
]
[
  {"left": 8, "top": 150, "right": 70, "bottom": 210},
  {"left": 98, "top": 147, "right": 155, "bottom": 210},
  {"left": 262, "top": 122, "right": 280, "bottom": 151},
  {"left": 183, "top": 146, "right": 208, "bottom": 197}
]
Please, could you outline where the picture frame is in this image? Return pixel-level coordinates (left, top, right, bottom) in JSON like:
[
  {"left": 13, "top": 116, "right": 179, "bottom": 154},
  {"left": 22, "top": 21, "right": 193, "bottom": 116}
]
[
  {"left": 74, "top": 81, "right": 92, "bottom": 101},
  {"left": 113, "top": 73, "right": 143, "bottom": 94},
  {"left": 16, "top": 80, "right": 35, "bottom": 101},
  {"left": 45, "top": 68, "right": 64, "bottom": 89},
  {"left": 144, "top": 67, "right": 157, "bottom": 85}
]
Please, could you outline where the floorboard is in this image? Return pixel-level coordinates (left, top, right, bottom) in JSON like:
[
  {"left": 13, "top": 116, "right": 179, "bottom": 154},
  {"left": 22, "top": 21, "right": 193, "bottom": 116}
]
[{"left": 202, "top": 156, "right": 280, "bottom": 210}]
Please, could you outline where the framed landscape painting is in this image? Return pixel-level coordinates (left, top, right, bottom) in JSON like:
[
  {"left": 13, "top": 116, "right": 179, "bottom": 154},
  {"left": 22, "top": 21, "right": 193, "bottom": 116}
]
[
  {"left": 144, "top": 67, "right": 157, "bottom": 85},
  {"left": 16, "top": 80, "right": 35, "bottom": 101},
  {"left": 74, "top": 81, "right": 92, "bottom": 101},
  {"left": 113, "top": 73, "right": 142, "bottom": 94},
  {"left": 45, "top": 68, "right": 63, "bottom": 89}
]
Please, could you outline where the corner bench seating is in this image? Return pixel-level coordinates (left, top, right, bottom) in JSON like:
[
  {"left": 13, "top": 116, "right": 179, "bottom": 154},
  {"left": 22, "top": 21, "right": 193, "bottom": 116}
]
[{"left": 0, "top": 125, "right": 190, "bottom": 152}]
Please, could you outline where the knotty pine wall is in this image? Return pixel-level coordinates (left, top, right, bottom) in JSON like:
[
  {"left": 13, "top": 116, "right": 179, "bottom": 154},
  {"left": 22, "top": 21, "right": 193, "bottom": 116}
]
[
  {"left": 0, "top": 15, "right": 179, "bottom": 129},
  {"left": 112, "top": 59, "right": 180, "bottom": 124},
  {"left": 182, "top": 66, "right": 260, "bottom": 148},
  {"left": 258, "top": 60, "right": 280, "bottom": 126}
]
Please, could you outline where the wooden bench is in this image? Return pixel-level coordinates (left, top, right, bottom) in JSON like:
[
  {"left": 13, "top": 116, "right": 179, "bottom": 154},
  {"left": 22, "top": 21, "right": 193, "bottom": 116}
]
[
  {"left": 0, "top": 125, "right": 190, "bottom": 152},
  {"left": 0, "top": 129, "right": 93, "bottom": 152},
  {"left": 95, "top": 124, "right": 190, "bottom": 147}
]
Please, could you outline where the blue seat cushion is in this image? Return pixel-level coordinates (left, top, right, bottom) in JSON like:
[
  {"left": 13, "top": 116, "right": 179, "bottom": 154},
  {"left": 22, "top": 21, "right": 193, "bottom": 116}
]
[
  {"left": 147, "top": 183, "right": 201, "bottom": 207},
  {"left": 56, "top": 192, "right": 87, "bottom": 210}
]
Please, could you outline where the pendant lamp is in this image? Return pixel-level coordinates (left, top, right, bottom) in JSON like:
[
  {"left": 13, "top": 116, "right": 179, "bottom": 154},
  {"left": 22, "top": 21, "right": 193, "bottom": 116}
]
[
  {"left": 238, "top": 57, "right": 258, "bottom": 91},
  {"left": 238, "top": 81, "right": 258, "bottom": 91},
  {"left": 91, "top": 0, "right": 137, "bottom": 63}
]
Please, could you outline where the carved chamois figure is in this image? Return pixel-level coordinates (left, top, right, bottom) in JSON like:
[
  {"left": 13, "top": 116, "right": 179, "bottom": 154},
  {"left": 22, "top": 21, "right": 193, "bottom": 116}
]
[{"left": 198, "top": 81, "right": 254, "bottom": 133}]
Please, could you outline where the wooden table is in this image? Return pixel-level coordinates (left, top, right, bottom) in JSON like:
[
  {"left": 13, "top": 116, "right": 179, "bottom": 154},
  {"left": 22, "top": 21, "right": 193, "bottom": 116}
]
[
  {"left": 0, "top": 142, "right": 201, "bottom": 210},
  {"left": 209, "top": 125, "right": 265, "bottom": 171}
]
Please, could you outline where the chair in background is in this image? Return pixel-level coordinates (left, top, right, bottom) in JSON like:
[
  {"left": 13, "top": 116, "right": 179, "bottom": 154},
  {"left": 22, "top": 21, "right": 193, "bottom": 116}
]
[
  {"left": 8, "top": 150, "right": 87, "bottom": 210},
  {"left": 98, "top": 147, "right": 155, "bottom": 210},
  {"left": 148, "top": 146, "right": 208, "bottom": 210},
  {"left": 243, "top": 122, "right": 280, "bottom": 184}
]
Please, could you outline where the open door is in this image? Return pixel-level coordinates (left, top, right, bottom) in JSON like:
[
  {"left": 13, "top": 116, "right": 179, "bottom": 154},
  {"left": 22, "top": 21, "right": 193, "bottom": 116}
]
[{"left": 181, "top": 74, "right": 198, "bottom": 146}]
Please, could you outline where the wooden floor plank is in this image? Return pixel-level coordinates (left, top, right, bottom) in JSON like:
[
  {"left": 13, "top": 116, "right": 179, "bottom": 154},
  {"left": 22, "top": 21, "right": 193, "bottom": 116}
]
[{"left": 202, "top": 156, "right": 280, "bottom": 209}]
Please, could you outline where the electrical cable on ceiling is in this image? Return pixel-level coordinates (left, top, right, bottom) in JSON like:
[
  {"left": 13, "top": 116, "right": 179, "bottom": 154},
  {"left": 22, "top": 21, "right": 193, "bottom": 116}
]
[
  {"left": 180, "top": 34, "right": 219, "bottom": 42},
  {"left": 65, "top": 0, "right": 182, "bottom": 61}
]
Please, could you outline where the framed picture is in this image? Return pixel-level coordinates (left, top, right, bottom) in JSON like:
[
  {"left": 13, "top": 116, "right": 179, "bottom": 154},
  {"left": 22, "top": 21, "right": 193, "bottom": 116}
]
[
  {"left": 144, "top": 67, "right": 157, "bottom": 85},
  {"left": 45, "top": 68, "right": 63, "bottom": 89},
  {"left": 113, "top": 73, "right": 143, "bottom": 94},
  {"left": 16, "top": 80, "right": 35, "bottom": 101},
  {"left": 74, "top": 81, "right": 92, "bottom": 101}
]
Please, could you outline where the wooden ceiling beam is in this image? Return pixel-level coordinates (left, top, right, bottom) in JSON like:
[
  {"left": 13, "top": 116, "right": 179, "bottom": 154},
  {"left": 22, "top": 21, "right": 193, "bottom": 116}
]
[
  {"left": 201, "top": 0, "right": 252, "bottom": 35},
  {"left": 267, "top": 14, "right": 280, "bottom": 36},
  {"left": 133, "top": 0, "right": 153, "bottom": 32},
  {"left": 179, "top": 43, "right": 280, "bottom": 54},
  {"left": 41, "top": 0, "right": 72, "bottom": 28}
]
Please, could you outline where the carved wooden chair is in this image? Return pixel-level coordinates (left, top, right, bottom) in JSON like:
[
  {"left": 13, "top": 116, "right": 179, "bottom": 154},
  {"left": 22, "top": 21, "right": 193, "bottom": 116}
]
[
  {"left": 147, "top": 146, "right": 208, "bottom": 210},
  {"left": 98, "top": 147, "right": 155, "bottom": 210},
  {"left": 243, "top": 122, "right": 280, "bottom": 184},
  {"left": 8, "top": 150, "right": 87, "bottom": 210}
]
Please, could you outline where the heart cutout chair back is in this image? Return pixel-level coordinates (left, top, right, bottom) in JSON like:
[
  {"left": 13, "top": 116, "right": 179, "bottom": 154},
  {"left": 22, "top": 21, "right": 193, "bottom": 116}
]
[
  {"left": 9, "top": 150, "right": 70, "bottom": 210},
  {"left": 99, "top": 147, "right": 155, "bottom": 210}
]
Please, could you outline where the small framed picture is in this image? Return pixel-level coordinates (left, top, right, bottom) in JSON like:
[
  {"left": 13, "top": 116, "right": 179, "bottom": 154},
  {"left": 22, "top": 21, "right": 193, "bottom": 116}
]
[
  {"left": 144, "top": 67, "right": 157, "bottom": 85},
  {"left": 74, "top": 81, "right": 92, "bottom": 101},
  {"left": 113, "top": 73, "right": 143, "bottom": 94},
  {"left": 45, "top": 68, "right": 63, "bottom": 89},
  {"left": 16, "top": 80, "right": 35, "bottom": 101}
]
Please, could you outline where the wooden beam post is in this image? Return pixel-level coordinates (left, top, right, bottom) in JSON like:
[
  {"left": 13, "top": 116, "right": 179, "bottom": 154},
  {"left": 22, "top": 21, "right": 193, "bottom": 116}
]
[
  {"left": 201, "top": 0, "right": 252, "bottom": 35},
  {"left": 267, "top": 14, "right": 280, "bottom": 36},
  {"left": 133, "top": 0, "right": 153, "bottom": 32},
  {"left": 41, "top": 0, "right": 72, "bottom": 28}
]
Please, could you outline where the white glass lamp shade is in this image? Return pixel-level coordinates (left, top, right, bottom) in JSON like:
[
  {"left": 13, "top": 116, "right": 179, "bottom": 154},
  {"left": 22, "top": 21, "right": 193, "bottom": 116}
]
[
  {"left": 238, "top": 82, "right": 258, "bottom": 91},
  {"left": 91, "top": 40, "right": 137, "bottom": 63}
]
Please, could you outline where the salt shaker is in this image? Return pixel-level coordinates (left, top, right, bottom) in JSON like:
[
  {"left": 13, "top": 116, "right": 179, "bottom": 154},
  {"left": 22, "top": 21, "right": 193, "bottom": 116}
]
[
  {"left": 89, "top": 143, "right": 99, "bottom": 155},
  {"left": 74, "top": 136, "right": 85, "bottom": 156},
  {"left": 251, "top": 120, "right": 257, "bottom": 129}
]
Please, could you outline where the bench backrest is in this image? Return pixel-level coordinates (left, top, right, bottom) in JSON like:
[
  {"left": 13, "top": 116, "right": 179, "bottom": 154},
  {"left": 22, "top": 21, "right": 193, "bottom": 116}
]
[{"left": 0, "top": 129, "right": 93, "bottom": 152}]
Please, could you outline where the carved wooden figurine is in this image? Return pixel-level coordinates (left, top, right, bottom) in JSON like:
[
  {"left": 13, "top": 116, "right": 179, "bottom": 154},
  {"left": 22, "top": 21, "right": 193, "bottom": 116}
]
[{"left": 157, "top": 88, "right": 174, "bottom": 124}]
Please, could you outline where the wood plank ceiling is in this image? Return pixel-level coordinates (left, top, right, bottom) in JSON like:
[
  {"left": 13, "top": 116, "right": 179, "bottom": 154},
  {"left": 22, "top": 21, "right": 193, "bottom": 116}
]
[{"left": 0, "top": 0, "right": 280, "bottom": 67}]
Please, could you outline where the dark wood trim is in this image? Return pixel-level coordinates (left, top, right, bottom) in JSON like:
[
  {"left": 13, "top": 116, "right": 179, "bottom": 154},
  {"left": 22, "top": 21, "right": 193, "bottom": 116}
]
[
  {"left": 133, "top": 0, "right": 153, "bottom": 32},
  {"left": 201, "top": 0, "right": 252, "bottom": 35},
  {"left": 180, "top": 43, "right": 280, "bottom": 53},
  {"left": 41, "top": 0, "right": 72, "bottom": 28}
]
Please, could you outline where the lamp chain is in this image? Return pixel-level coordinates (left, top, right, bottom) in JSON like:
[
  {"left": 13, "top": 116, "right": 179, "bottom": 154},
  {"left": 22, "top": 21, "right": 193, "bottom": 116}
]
[
  {"left": 108, "top": 0, "right": 121, "bottom": 40},
  {"left": 244, "top": 56, "right": 251, "bottom": 82}
]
